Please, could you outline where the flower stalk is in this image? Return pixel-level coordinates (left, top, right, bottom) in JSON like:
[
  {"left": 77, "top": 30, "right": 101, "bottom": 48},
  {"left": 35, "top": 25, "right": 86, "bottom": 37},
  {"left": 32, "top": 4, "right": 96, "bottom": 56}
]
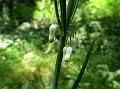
[
  {"left": 52, "top": 0, "right": 66, "bottom": 89},
  {"left": 52, "top": 0, "right": 88, "bottom": 89}
]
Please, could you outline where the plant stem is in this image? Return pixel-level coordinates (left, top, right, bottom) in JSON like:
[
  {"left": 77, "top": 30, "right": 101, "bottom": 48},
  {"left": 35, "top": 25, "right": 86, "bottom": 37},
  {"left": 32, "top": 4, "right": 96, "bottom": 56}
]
[
  {"left": 60, "top": 0, "right": 66, "bottom": 32},
  {"left": 71, "top": 37, "right": 98, "bottom": 89},
  {"left": 52, "top": 0, "right": 66, "bottom": 89},
  {"left": 52, "top": 35, "right": 66, "bottom": 89},
  {"left": 54, "top": 0, "right": 61, "bottom": 28}
]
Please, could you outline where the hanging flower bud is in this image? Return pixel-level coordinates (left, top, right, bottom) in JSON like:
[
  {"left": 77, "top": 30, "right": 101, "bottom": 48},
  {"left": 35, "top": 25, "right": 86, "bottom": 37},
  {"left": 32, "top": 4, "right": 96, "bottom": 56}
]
[
  {"left": 54, "top": 38, "right": 60, "bottom": 52},
  {"left": 45, "top": 42, "right": 54, "bottom": 53},
  {"left": 71, "top": 37, "right": 77, "bottom": 52},
  {"left": 63, "top": 47, "right": 72, "bottom": 62},
  {"left": 49, "top": 24, "right": 59, "bottom": 43},
  {"left": 45, "top": 38, "right": 60, "bottom": 53},
  {"left": 63, "top": 47, "right": 67, "bottom": 57}
]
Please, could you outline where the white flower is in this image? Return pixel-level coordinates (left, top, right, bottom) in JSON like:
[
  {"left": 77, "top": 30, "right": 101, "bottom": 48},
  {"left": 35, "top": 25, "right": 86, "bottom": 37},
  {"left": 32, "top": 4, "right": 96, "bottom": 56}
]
[
  {"left": 63, "top": 47, "right": 72, "bottom": 62},
  {"left": 45, "top": 38, "right": 60, "bottom": 53},
  {"left": 49, "top": 24, "right": 59, "bottom": 42},
  {"left": 63, "top": 47, "right": 67, "bottom": 57}
]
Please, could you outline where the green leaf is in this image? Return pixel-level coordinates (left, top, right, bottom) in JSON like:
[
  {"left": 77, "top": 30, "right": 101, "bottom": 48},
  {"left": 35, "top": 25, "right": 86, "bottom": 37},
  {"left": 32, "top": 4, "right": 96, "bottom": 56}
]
[
  {"left": 66, "top": 0, "right": 79, "bottom": 29},
  {"left": 71, "top": 36, "right": 98, "bottom": 89}
]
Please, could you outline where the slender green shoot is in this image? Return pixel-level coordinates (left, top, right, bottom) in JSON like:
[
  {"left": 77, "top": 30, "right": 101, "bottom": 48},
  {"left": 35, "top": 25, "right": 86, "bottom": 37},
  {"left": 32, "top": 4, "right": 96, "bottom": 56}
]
[
  {"left": 71, "top": 36, "right": 98, "bottom": 89},
  {"left": 67, "top": 0, "right": 79, "bottom": 27},
  {"left": 52, "top": 36, "right": 66, "bottom": 89},
  {"left": 66, "top": 0, "right": 76, "bottom": 29},
  {"left": 54, "top": 0, "right": 61, "bottom": 28},
  {"left": 52, "top": 0, "right": 66, "bottom": 89},
  {"left": 60, "top": 0, "right": 66, "bottom": 33}
]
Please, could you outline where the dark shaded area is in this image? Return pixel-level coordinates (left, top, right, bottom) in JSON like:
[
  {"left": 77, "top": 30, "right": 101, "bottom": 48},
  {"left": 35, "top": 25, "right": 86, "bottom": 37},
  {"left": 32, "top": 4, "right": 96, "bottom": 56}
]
[{"left": 0, "top": 0, "right": 36, "bottom": 26}]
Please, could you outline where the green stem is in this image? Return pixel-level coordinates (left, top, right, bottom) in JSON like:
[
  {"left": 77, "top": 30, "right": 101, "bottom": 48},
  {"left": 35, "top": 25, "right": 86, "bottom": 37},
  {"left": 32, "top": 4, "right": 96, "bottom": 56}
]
[
  {"left": 60, "top": 0, "right": 66, "bottom": 32},
  {"left": 52, "top": 0, "right": 66, "bottom": 88},
  {"left": 52, "top": 35, "right": 66, "bottom": 89},
  {"left": 66, "top": 0, "right": 76, "bottom": 29},
  {"left": 71, "top": 37, "right": 98, "bottom": 89},
  {"left": 70, "top": 0, "right": 87, "bottom": 25},
  {"left": 54, "top": 0, "right": 61, "bottom": 28}
]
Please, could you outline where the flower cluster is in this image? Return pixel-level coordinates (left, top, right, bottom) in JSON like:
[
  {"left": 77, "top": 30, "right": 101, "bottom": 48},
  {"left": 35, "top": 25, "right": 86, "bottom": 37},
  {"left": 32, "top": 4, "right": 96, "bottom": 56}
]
[
  {"left": 45, "top": 24, "right": 60, "bottom": 53},
  {"left": 46, "top": 23, "right": 77, "bottom": 63},
  {"left": 63, "top": 37, "right": 77, "bottom": 62}
]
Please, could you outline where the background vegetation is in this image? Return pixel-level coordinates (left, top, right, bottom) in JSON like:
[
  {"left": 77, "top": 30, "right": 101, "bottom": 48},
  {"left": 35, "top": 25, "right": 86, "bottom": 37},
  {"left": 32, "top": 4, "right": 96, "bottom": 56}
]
[{"left": 0, "top": 0, "right": 120, "bottom": 89}]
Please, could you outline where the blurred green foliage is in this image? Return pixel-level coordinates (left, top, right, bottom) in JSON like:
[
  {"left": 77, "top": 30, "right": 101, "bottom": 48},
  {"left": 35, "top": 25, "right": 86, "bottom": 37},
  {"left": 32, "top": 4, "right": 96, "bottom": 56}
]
[{"left": 0, "top": 0, "right": 120, "bottom": 89}]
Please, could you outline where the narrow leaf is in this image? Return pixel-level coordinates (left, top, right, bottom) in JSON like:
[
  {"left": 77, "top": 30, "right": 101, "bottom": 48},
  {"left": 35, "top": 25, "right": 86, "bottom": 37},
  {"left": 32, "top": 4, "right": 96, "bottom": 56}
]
[
  {"left": 66, "top": 0, "right": 76, "bottom": 29},
  {"left": 71, "top": 36, "right": 98, "bottom": 89},
  {"left": 70, "top": 0, "right": 88, "bottom": 24}
]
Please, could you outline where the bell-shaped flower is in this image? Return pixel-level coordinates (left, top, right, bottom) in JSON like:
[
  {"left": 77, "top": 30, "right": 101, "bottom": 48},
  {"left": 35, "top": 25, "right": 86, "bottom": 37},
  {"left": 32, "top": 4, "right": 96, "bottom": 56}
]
[
  {"left": 63, "top": 47, "right": 72, "bottom": 62},
  {"left": 45, "top": 38, "right": 60, "bottom": 53},
  {"left": 49, "top": 24, "right": 59, "bottom": 42},
  {"left": 54, "top": 38, "right": 60, "bottom": 51}
]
